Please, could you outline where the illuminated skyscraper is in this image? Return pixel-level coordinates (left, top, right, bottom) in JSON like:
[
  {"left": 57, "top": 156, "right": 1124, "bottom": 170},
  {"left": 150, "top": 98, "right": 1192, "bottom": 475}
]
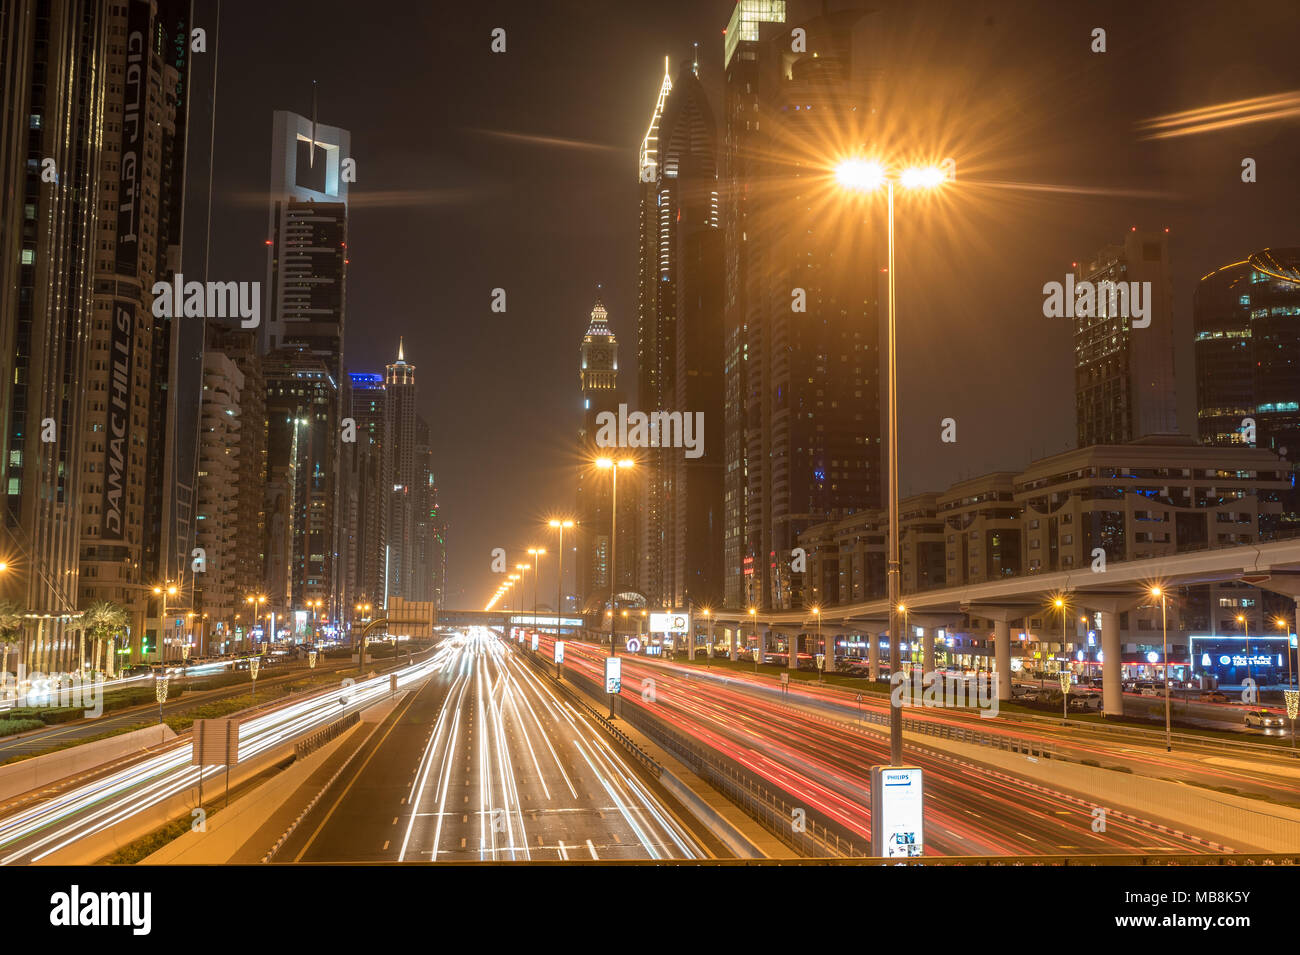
[
  {"left": 1194, "top": 248, "right": 1300, "bottom": 458},
  {"left": 638, "top": 51, "right": 725, "bottom": 611},
  {"left": 384, "top": 340, "right": 418, "bottom": 604},
  {"left": 577, "top": 296, "right": 636, "bottom": 609},
  {"left": 1074, "top": 230, "right": 1178, "bottom": 447},
  {"left": 348, "top": 372, "right": 388, "bottom": 608},
  {"left": 721, "top": 2, "right": 884, "bottom": 610}
]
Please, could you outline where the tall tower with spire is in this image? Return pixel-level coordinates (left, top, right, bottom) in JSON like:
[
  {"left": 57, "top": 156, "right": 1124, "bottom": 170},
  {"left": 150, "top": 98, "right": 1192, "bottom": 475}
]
[
  {"left": 385, "top": 338, "right": 417, "bottom": 604},
  {"left": 576, "top": 293, "right": 635, "bottom": 610}
]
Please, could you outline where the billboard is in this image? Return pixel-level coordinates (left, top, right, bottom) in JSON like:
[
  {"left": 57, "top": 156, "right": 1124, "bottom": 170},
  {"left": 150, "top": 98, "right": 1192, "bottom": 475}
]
[
  {"left": 530, "top": 632, "right": 539, "bottom": 651},
  {"left": 101, "top": 302, "right": 135, "bottom": 542},
  {"left": 604, "top": 657, "right": 622, "bottom": 695},
  {"left": 553, "top": 640, "right": 564, "bottom": 665},
  {"left": 650, "top": 612, "right": 690, "bottom": 635},
  {"left": 870, "top": 766, "right": 924, "bottom": 858}
]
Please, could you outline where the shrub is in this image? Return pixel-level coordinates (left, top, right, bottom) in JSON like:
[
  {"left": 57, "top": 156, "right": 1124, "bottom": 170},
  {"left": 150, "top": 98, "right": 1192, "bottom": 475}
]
[{"left": 0, "top": 718, "right": 45, "bottom": 737}]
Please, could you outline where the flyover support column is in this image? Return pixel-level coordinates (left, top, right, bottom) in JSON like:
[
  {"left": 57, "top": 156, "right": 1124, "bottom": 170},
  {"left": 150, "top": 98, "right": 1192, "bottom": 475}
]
[
  {"left": 688, "top": 626, "right": 695, "bottom": 661},
  {"left": 788, "top": 632, "right": 799, "bottom": 669},
  {"left": 922, "top": 627, "right": 936, "bottom": 674},
  {"left": 729, "top": 626, "right": 738, "bottom": 662},
  {"left": 994, "top": 618, "right": 1011, "bottom": 701},
  {"left": 868, "top": 629, "right": 880, "bottom": 682},
  {"left": 1100, "top": 610, "right": 1123, "bottom": 718},
  {"left": 759, "top": 627, "right": 769, "bottom": 659}
]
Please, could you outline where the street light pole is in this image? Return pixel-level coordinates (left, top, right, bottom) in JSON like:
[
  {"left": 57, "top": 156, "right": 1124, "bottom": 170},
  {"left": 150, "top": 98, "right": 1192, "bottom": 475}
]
[
  {"left": 549, "top": 519, "right": 574, "bottom": 637},
  {"left": 1160, "top": 589, "right": 1171, "bottom": 752},
  {"left": 597, "top": 458, "right": 632, "bottom": 720},
  {"left": 883, "top": 177, "right": 904, "bottom": 766}
]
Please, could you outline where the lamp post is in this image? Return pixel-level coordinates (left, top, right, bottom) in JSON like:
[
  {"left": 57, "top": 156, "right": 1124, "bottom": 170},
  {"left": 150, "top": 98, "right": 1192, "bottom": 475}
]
[
  {"left": 703, "top": 608, "right": 712, "bottom": 668},
  {"left": 249, "top": 655, "right": 260, "bottom": 703},
  {"left": 835, "top": 156, "right": 950, "bottom": 766},
  {"left": 1237, "top": 613, "right": 1252, "bottom": 694},
  {"left": 245, "top": 595, "right": 266, "bottom": 653},
  {"left": 596, "top": 457, "right": 633, "bottom": 719},
  {"left": 813, "top": 607, "right": 823, "bottom": 683},
  {"left": 527, "top": 547, "right": 546, "bottom": 634},
  {"left": 548, "top": 519, "right": 574, "bottom": 636},
  {"left": 353, "top": 602, "right": 372, "bottom": 671},
  {"left": 1153, "top": 586, "right": 1171, "bottom": 752},
  {"left": 1277, "top": 617, "right": 1294, "bottom": 691},
  {"left": 153, "top": 582, "right": 178, "bottom": 661},
  {"left": 749, "top": 607, "right": 758, "bottom": 673}
]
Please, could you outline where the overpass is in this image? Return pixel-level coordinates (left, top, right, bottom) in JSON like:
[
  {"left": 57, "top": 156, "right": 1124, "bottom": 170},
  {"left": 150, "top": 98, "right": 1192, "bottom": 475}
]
[
  {"left": 434, "top": 610, "right": 585, "bottom": 637},
  {"left": 707, "top": 538, "right": 1300, "bottom": 717}
]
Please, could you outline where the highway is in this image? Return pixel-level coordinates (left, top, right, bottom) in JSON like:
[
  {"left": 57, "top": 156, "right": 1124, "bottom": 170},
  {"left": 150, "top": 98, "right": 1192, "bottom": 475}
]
[
  {"left": 281, "top": 629, "right": 704, "bottom": 862},
  {"left": 541, "top": 636, "right": 1239, "bottom": 856},
  {"left": 0, "top": 651, "right": 443, "bottom": 865}
]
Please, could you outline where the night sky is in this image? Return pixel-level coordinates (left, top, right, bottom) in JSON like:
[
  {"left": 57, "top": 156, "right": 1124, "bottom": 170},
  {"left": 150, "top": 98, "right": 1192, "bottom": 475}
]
[{"left": 194, "top": 0, "right": 1300, "bottom": 608}]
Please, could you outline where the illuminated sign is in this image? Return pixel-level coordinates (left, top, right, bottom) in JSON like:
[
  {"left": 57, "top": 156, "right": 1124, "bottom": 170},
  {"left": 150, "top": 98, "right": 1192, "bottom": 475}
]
[
  {"left": 554, "top": 640, "right": 565, "bottom": 664},
  {"left": 604, "top": 657, "right": 622, "bottom": 695},
  {"left": 649, "top": 612, "right": 690, "bottom": 635},
  {"left": 870, "top": 766, "right": 924, "bottom": 858},
  {"left": 625, "top": 637, "right": 642, "bottom": 653},
  {"left": 530, "top": 632, "right": 539, "bottom": 651}
]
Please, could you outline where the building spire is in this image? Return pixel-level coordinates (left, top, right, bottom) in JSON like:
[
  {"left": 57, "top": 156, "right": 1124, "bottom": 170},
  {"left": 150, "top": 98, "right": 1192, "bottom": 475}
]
[{"left": 397, "top": 336, "right": 404, "bottom": 362}]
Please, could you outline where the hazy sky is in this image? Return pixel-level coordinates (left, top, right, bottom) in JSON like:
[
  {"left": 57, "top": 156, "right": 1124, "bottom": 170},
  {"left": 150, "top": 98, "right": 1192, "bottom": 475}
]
[{"left": 195, "top": 0, "right": 1300, "bottom": 608}]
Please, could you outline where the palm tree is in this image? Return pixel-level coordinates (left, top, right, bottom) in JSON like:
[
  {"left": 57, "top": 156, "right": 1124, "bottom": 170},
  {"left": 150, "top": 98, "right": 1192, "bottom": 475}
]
[
  {"left": 0, "top": 599, "right": 23, "bottom": 698},
  {"left": 80, "top": 601, "right": 128, "bottom": 679}
]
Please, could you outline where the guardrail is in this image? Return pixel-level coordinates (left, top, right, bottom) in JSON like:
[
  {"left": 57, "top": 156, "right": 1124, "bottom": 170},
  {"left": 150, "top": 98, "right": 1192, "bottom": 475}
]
[
  {"left": 294, "top": 712, "right": 359, "bottom": 760},
  {"left": 549, "top": 658, "right": 865, "bottom": 857},
  {"left": 515, "top": 647, "right": 663, "bottom": 778}
]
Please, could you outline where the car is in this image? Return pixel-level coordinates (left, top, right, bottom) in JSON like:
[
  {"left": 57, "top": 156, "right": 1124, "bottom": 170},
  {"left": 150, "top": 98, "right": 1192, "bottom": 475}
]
[
  {"left": 1200, "top": 690, "right": 1230, "bottom": 704},
  {"left": 1244, "top": 710, "right": 1285, "bottom": 729},
  {"left": 1139, "top": 686, "right": 1160, "bottom": 697}
]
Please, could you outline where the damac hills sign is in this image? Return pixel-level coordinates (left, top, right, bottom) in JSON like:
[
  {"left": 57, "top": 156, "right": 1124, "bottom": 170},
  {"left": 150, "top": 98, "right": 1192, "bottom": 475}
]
[{"left": 102, "top": 303, "right": 135, "bottom": 543}]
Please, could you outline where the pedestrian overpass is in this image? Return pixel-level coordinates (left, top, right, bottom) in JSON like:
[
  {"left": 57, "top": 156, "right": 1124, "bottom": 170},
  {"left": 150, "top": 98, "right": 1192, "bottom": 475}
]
[{"left": 433, "top": 610, "right": 585, "bottom": 639}]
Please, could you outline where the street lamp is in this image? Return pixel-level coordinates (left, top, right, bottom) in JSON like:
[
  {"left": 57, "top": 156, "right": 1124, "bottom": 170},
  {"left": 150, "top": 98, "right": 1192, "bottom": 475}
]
[
  {"left": 595, "top": 457, "right": 634, "bottom": 719},
  {"left": 527, "top": 547, "right": 546, "bottom": 633},
  {"left": 812, "top": 607, "right": 823, "bottom": 683},
  {"left": 154, "top": 582, "right": 179, "bottom": 661},
  {"left": 548, "top": 519, "right": 575, "bottom": 635},
  {"left": 835, "top": 155, "right": 951, "bottom": 767},
  {"left": 1276, "top": 617, "right": 1294, "bottom": 691},
  {"left": 1237, "top": 612, "right": 1252, "bottom": 694},
  {"left": 749, "top": 607, "right": 758, "bottom": 673},
  {"left": 703, "top": 608, "right": 712, "bottom": 668},
  {"left": 1153, "top": 586, "right": 1171, "bottom": 752}
]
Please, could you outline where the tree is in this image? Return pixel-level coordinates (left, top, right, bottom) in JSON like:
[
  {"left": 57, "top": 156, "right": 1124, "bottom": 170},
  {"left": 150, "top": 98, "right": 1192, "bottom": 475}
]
[
  {"left": 80, "top": 601, "right": 128, "bottom": 679},
  {"left": 0, "top": 599, "right": 22, "bottom": 696}
]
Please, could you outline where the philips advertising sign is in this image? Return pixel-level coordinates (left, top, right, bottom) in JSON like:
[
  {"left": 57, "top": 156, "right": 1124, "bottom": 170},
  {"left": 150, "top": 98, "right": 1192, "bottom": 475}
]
[
  {"left": 870, "top": 766, "right": 924, "bottom": 858},
  {"left": 553, "top": 640, "right": 564, "bottom": 665},
  {"left": 530, "top": 632, "right": 539, "bottom": 651},
  {"left": 649, "top": 612, "right": 690, "bottom": 635},
  {"left": 604, "top": 657, "right": 622, "bottom": 695}
]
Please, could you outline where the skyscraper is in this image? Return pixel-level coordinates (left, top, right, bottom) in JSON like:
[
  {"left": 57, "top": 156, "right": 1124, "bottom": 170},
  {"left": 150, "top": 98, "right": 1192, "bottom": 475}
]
[
  {"left": 1194, "top": 248, "right": 1300, "bottom": 457},
  {"left": 384, "top": 340, "right": 417, "bottom": 605},
  {"left": 638, "top": 52, "right": 725, "bottom": 611},
  {"left": 1, "top": 2, "right": 110, "bottom": 670},
  {"left": 263, "top": 345, "right": 338, "bottom": 622},
  {"left": 348, "top": 372, "right": 387, "bottom": 609},
  {"left": 1074, "top": 230, "right": 1178, "bottom": 447},
  {"left": 77, "top": 0, "right": 194, "bottom": 663},
  {"left": 722, "top": 2, "right": 884, "bottom": 611},
  {"left": 264, "top": 109, "right": 350, "bottom": 382},
  {"left": 576, "top": 297, "right": 636, "bottom": 608}
]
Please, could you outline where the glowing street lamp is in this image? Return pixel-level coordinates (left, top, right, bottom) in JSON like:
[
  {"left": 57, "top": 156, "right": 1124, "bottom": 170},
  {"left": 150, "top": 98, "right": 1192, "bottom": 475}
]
[
  {"left": 527, "top": 547, "right": 546, "bottom": 632},
  {"left": 155, "top": 673, "right": 169, "bottom": 723},
  {"left": 595, "top": 456, "right": 634, "bottom": 719},
  {"left": 835, "top": 156, "right": 951, "bottom": 766},
  {"left": 548, "top": 519, "right": 576, "bottom": 634},
  {"left": 1152, "top": 586, "right": 1171, "bottom": 751},
  {"left": 1237, "top": 613, "right": 1252, "bottom": 692}
]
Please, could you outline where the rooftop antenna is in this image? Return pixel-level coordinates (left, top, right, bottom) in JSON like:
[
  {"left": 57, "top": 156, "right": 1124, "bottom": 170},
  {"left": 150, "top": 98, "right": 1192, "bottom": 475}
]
[{"left": 692, "top": 42, "right": 699, "bottom": 77}]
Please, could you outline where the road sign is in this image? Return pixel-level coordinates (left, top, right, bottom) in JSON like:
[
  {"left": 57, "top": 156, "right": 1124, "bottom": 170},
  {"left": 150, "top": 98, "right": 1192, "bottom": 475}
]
[
  {"left": 192, "top": 718, "right": 239, "bottom": 767},
  {"left": 780, "top": 672, "right": 789, "bottom": 686},
  {"left": 604, "top": 657, "right": 622, "bottom": 695},
  {"left": 815, "top": 653, "right": 825, "bottom": 671},
  {"left": 625, "top": 637, "right": 642, "bottom": 654},
  {"left": 855, "top": 693, "right": 863, "bottom": 703},
  {"left": 870, "top": 765, "right": 924, "bottom": 858}
]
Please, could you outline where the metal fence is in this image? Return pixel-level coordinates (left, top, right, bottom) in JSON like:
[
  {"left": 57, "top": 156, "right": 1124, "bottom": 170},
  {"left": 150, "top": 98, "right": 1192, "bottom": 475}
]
[{"left": 293, "top": 712, "right": 358, "bottom": 761}]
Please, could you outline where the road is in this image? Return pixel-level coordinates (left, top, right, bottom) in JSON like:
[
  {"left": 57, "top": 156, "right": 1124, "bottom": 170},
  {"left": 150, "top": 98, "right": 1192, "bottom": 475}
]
[
  {"left": 541, "top": 636, "right": 1238, "bottom": 855},
  {"left": 281, "top": 629, "right": 704, "bottom": 862}
]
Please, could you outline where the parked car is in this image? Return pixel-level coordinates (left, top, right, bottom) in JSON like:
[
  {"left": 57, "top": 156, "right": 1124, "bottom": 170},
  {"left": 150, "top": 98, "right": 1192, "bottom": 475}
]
[
  {"left": 1200, "top": 690, "right": 1230, "bottom": 704},
  {"left": 1244, "top": 710, "right": 1285, "bottom": 729}
]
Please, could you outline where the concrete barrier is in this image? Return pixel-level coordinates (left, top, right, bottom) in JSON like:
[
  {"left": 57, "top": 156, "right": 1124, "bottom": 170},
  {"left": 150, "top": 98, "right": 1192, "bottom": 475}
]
[
  {"left": 0, "top": 724, "right": 176, "bottom": 803},
  {"left": 908, "top": 733, "right": 1300, "bottom": 853}
]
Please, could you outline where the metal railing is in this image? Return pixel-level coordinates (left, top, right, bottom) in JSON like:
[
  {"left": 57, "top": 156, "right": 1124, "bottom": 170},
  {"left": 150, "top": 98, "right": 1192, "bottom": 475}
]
[{"left": 293, "top": 712, "right": 358, "bottom": 761}]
